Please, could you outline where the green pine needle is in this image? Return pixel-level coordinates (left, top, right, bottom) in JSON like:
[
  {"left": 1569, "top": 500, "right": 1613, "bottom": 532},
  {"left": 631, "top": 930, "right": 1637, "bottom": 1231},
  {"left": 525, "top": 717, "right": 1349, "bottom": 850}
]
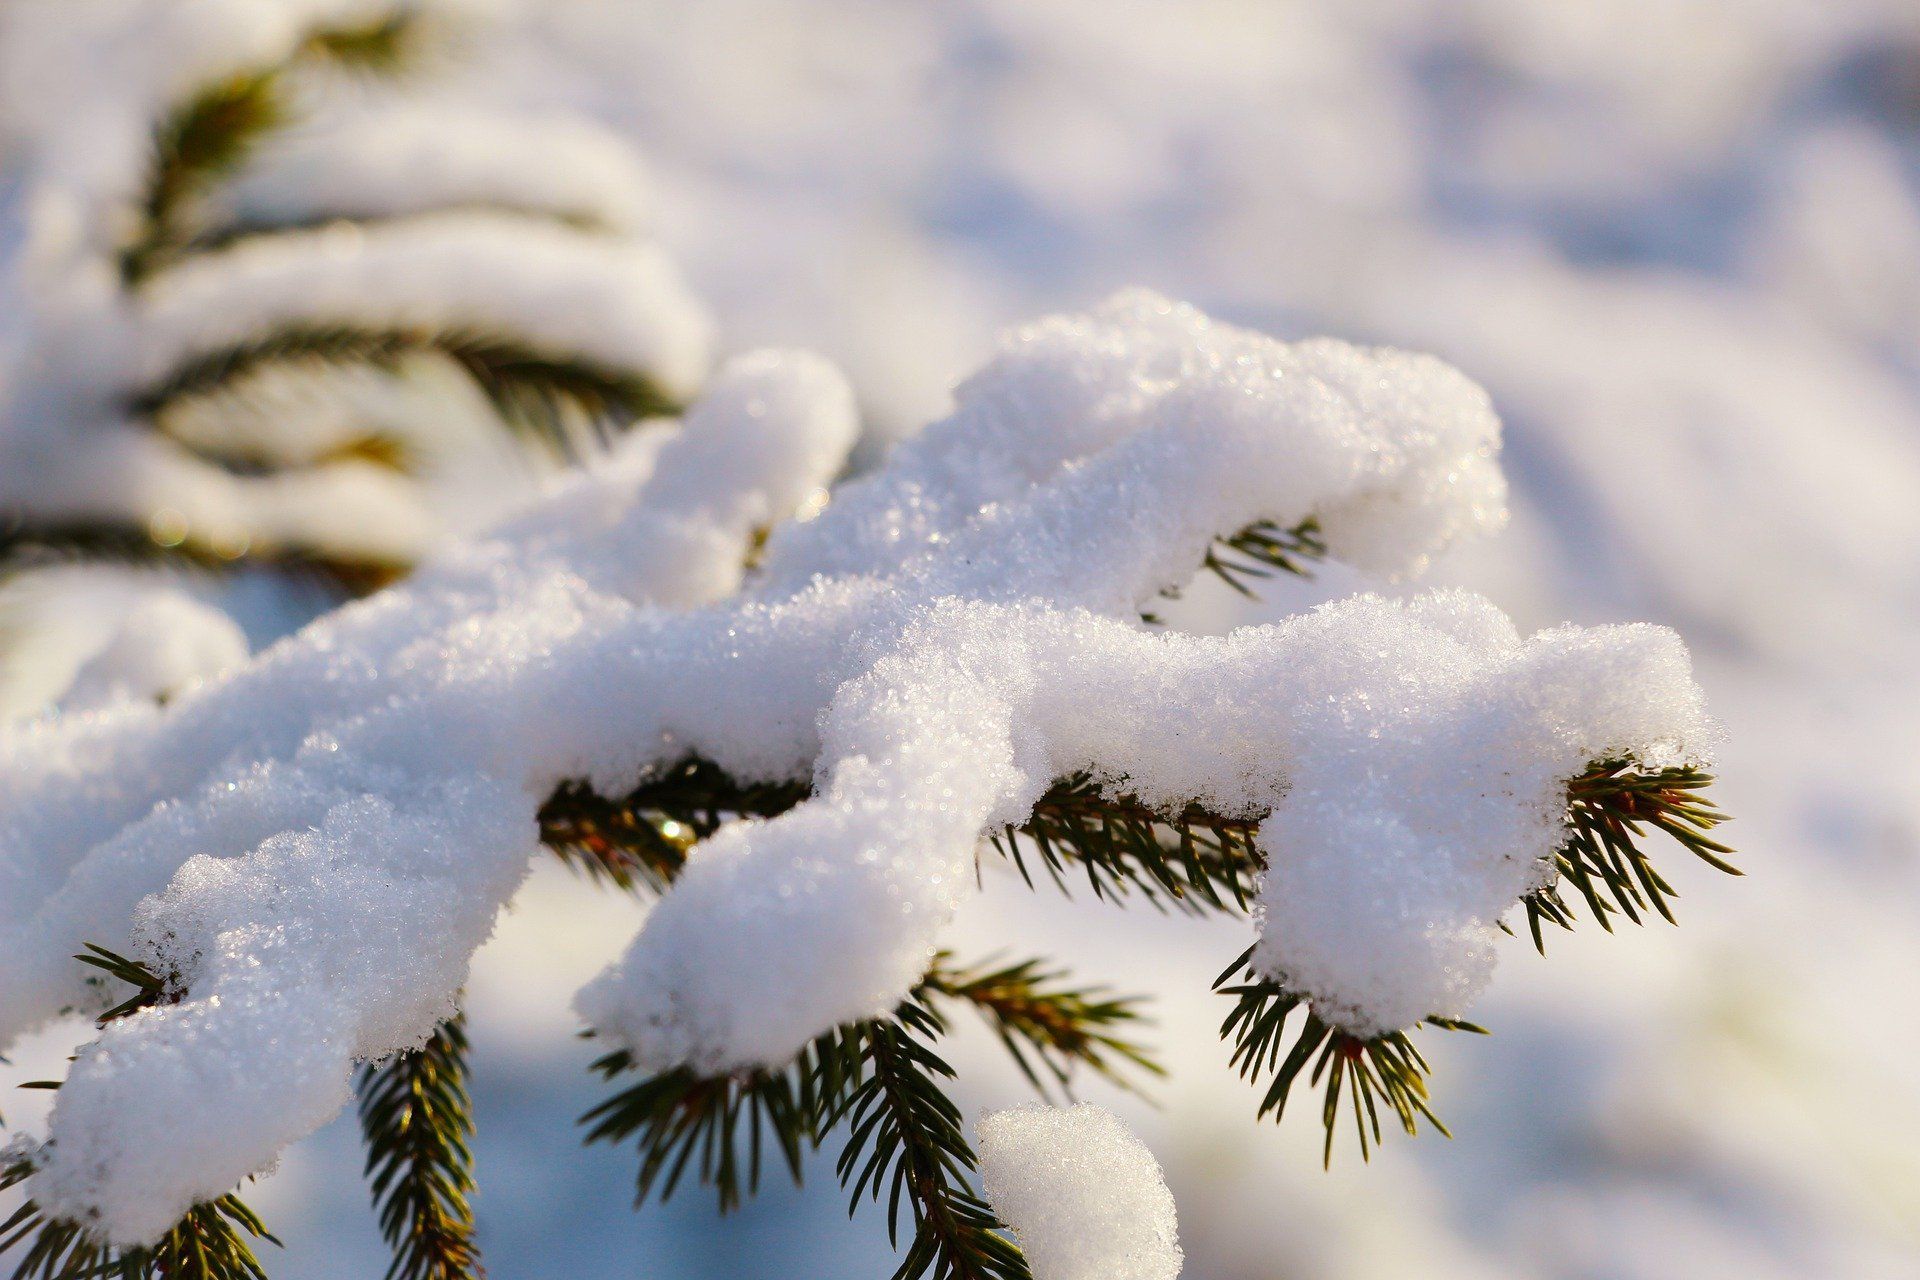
[
  {"left": 1202, "top": 517, "right": 1327, "bottom": 596},
  {"left": 1213, "top": 947, "right": 1486, "bottom": 1167},
  {"left": 922, "top": 954, "right": 1162, "bottom": 1101},
  {"left": 992, "top": 774, "right": 1262, "bottom": 916},
  {"left": 830, "top": 999, "right": 1030, "bottom": 1280},
  {"left": 124, "top": 69, "right": 287, "bottom": 283},
  {"left": 122, "top": 10, "right": 430, "bottom": 283},
  {"left": 356, "top": 1015, "right": 484, "bottom": 1280},
  {"left": 580, "top": 1028, "right": 863, "bottom": 1213},
  {"left": 132, "top": 325, "right": 681, "bottom": 460},
  {"left": 1520, "top": 759, "right": 1736, "bottom": 951},
  {"left": 0, "top": 1162, "right": 278, "bottom": 1280},
  {"left": 540, "top": 761, "right": 809, "bottom": 894}
]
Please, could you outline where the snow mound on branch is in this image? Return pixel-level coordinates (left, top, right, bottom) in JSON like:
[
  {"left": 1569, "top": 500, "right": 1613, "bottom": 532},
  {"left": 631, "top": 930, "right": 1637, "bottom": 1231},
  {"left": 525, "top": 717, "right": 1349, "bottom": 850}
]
[
  {"left": 215, "top": 95, "right": 655, "bottom": 234},
  {"left": 0, "top": 292, "right": 1706, "bottom": 1243},
  {"left": 977, "top": 1103, "right": 1182, "bottom": 1280}
]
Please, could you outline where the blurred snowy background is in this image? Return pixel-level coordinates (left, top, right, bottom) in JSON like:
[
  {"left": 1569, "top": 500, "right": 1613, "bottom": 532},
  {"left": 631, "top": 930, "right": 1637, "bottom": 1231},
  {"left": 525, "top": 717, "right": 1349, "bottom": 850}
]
[{"left": 7, "top": 1, "right": 1920, "bottom": 1276}]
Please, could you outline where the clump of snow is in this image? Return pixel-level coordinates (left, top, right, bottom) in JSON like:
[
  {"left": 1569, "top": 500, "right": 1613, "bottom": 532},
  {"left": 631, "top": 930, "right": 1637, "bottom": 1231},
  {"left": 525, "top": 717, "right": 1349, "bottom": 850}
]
[
  {"left": 0, "top": 293, "right": 1710, "bottom": 1243},
  {"left": 976, "top": 1103, "right": 1182, "bottom": 1280},
  {"left": 215, "top": 95, "right": 655, "bottom": 235},
  {"left": 56, "top": 588, "right": 251, "bottom": 714},
  {"left": 137, "top": 212, "right": 712, "bottom": 400}
]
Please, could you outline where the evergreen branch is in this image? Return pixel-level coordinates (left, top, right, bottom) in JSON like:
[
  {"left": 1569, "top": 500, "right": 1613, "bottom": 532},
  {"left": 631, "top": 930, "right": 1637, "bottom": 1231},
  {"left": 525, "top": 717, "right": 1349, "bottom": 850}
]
[
  {"left": 1213, "top": 947, "right": 1485, "bottom": 1167},
  {"left": 123, "top": 9, "right": 429, "bottom": 283},
  {"left": 1519, "top": 760, "right": 1736, "bottom": 952},
  {"left": 132, "top": 325, "right": 680, "bottom": 457},
  {"left": 0, "top": 514, "right": 402, "bottom": 597},
  {"left": 1202, "top": 517, "right": 1326, "bottom": 596},
  {"left": 73, "top": 944, "right": 180, "bottom": 1025},
  {"left": 125, "top": 69, "right": 288, "bottom": 283},
  {"left": 538, "top": 760, "right": 807, "bottom": 894},
  {"left": 992, "top": 774, "right": 1262, "bottom": 916},
  {"left": 538, "top": 784, "right": 693, "bottom": 895},
  {"left": 544, "top": 757, "right": 1262, "bottom": 913},
  {"left": 580, "top": 1028, "right": 864, "bottom": 1214},
  {"left": 1, "top": 951, "right": 279, "bottom": 1280},
  {"left": 355, "top": 1015, "right": 483, "bottom": 1280},
  {"left": 299, "top": 10, "right": 428, "bottom": 75},
  {"left": 1, "top": 1161, "right": 277, "bottom": 1280},
  {"left": 921, "top": 955, "right": 1161, "bottom": 1101},
  {"left": 184, "top": 208, "right": 614, "bottom": 260},
  {"left": 831, "top": 999, "right": 1029, "bottom": 1280}
]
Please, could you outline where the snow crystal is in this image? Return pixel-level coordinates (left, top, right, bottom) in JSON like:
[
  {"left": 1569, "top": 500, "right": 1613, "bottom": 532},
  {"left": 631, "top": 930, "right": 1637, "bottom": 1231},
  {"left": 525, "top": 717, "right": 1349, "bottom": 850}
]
[
  {"left": 976, "top": 1103, "right": 1182, "bottom": 1280},
  {"left": 0, "top": 293, "right": 1712, "bottom": 1243}
]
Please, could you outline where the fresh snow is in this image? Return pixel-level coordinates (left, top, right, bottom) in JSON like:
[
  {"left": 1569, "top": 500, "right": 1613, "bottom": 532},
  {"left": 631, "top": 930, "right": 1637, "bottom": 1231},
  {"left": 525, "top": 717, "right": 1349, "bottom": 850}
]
[
  {"left": 976, "top": 1103, "right": 1183, "bottom": 1280},
  {"left": 0, "top": 292, "right": 1711, "bottom": 1242}
]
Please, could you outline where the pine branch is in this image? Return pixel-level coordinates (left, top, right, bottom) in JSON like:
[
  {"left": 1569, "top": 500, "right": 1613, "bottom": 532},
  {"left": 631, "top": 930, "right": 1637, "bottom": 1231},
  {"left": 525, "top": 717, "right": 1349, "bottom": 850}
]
[
  {"left": 132, "top": 325, "right": 680, "bottom": 458},
  {"left": 921, "top": 955, "right": 1161, "bottom": 1101},
  {"left": 0, "top": 514, "right": 403, "bottom": 596},
  {"left": 1202, "top": 517, "right": 1326, "bottom": 597},
  {"left": 1213, "top": 947, "right": 1485, "bottom": 1167},
  {"left": 1, "top": 950, "right": 279, "bottom": 1280},
  {"left": 125, "top": 69, "right": 288, "bottom": 283},
  {"left": 185, "top": 208, "right": 616, "bottom": 261},
  {"left": 580, "top": 1028, "right": 863, "bottom": 1213},
  {"left": 992, "top": 774, "right": 1261, "bottom": 916},
  {"left": 540, "top": 761, "right": 808, "bottom": 894},
  {"left": 299, "top": 11, "right": 429, "bottom": 75},
  {"left": 831, "top": 999, "right": 1029, "bottom": 1280},
  {"left": 1519, "top": 760, "right": 1736, "bottom": 952},
  {"left": 356, "top": 1015, "right": 483, "bottom": 1280},
  {"left": 543, "top": 759, "right": 1261, "bottom": 914},
  {"left": 0, "top": 1161, "right": 277, "bottom": 1280},
  {"left": 123, "top": 9, "right": 430, "bottom": 283}
]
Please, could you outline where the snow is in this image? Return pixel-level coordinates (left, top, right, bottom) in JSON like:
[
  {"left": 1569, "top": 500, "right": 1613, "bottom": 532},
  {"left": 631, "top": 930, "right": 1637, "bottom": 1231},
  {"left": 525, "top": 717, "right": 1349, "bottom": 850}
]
[
  {"left": 137, "top": 212, "right": 711, "bottom": 400},
  {"left": 976, "top": 1103, "right": 1182, "bottom": 1280},
  {"left": 0, "top": 0, "right": 714, "bottom": 723},
  {"left": 55, "top": 588, "right": 251, "bottom": 714},
  {"left": 0, "top": 293, "right": 1709, "bottom": 1242},
  {"left": 214, "top": 96, "right": 654, "bottom": 235},
  {"left": 3, "top": 348, "right": 857, "bottom": 1242},
  {"left": 0, "top": 0, "right": 465, "bottom": 247}
]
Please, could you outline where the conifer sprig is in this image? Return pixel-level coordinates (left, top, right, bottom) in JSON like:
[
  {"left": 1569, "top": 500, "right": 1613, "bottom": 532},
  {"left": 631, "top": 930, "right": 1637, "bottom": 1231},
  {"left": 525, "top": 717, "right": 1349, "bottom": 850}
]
[
  {"left": 581, "top": 1027, "right": 864, "bottom": 1213},
  {"left": 540, "top": 760, "right": 810, "bottom": 894},
  {"left": 1, "top": 949, "right": 279, "bottom": 1280},
  {"left": 0, "top": 1160, "right": 277, "bottom": 1280},
  {"left": 356, "top": 1014, "right": 484, "bottom": 1280},
  {"left": 133, "top": 326, "right": 680, "bottom": 459},
  {"left": 922, "top": 955, "right": 1161, "bottom": 1101},
  {"left": 1202, "top": 517, "right": 1326, "bottom": 596},
  {"left": 581, "top": 955, "right": 1158, "bottom": 1273},
  {"left": 831, "top": 998, "right": 1029, "bottom": 1280},
  {"left": 543, "top": 760, "right": 1264, "bottom": 914},
  {"left": 124, "top": 10, "right": 429, "bottom": 283},
  {"left": 1213, "top": 947, "right": 1486, "bottom": 1167},
  {"left": 992, "top": 775, "right": 1262, "bottom": 915},
  {"left": 1521, "top": 760, "right": 1736, "bottom": 951}
]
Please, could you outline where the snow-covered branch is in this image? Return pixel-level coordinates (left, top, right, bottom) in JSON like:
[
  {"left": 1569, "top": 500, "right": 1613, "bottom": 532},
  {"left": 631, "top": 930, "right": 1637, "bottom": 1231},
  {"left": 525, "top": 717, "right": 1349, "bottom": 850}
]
[{"left": 0, "top": 292, "right": 1716, "bottom": 1247}]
